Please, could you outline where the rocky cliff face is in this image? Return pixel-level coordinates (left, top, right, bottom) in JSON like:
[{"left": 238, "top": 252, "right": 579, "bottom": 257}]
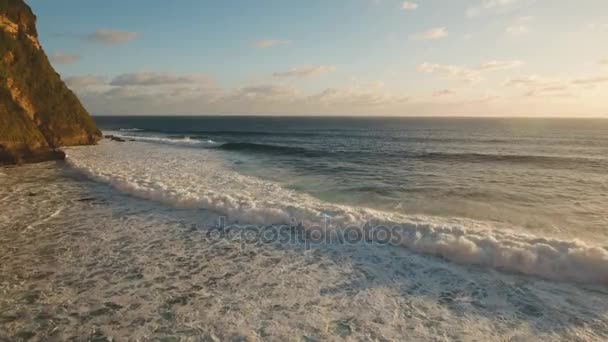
[{"left": 0, "top": 0, "right": 100, "bottom": 165}]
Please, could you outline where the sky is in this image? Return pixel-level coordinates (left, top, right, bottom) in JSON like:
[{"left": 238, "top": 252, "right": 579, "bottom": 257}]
[{"left": 27, "top": 0, "right": 608, "bottom": 116}]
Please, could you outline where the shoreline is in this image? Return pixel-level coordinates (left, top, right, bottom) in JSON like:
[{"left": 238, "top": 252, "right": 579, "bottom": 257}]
[
  {"left": 2, "top": 160, "right": 608, "bottom": 340},
  {"left": 63, "top": 140, "right": 608, "bottom": 285}
]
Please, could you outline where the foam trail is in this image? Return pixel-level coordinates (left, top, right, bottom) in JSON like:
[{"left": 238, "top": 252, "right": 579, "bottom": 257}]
[
  {"left": 105, "top": 132, "right": 214, "bottom": 146},
  {"left": 119, "top": 128, "right": 145, "bottom": 132},
  {"left": 64, "top": 141, "right": 608, "bottom": 284}
]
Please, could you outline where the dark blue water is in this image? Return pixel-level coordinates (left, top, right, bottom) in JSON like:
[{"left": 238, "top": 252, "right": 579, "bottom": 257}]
[{"left": 95, "top": 116, "right": 608, "bottom": 240}]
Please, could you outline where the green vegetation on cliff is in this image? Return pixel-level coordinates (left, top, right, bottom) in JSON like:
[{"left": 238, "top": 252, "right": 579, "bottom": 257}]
[{"left": 0, "top": 0, "right": 100, "bottom": 165}]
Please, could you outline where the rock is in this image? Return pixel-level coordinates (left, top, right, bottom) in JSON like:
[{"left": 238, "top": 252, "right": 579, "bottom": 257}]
[
  {"left": 0, "top": 0, "right": 101, "bottom": 166},
  {"left": 0, "top": 146, "right": 65, "bottom": 165},
  {"left": 104, "top": 135, "right": 126, "bottom": 142}
]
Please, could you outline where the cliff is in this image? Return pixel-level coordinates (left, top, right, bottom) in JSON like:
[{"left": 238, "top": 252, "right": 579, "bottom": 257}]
[{"left": 0, "top": 0, "right": 100, "bottom": 165}]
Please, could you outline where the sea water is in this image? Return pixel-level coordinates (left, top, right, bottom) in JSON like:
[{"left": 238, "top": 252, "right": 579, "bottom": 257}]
[{"left": 3, "top": 116, "right": 607, "bottom": 340}]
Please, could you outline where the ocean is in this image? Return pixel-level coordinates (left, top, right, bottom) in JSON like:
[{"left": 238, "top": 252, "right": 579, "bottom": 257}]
[
  {"left": 79, "top": 116, "right": 608, "bottom": 283},
  {"left": 4, "top": 116, "right": 608, "bottom": 340},
  {"left": 94, "top": 116, "right": 608, "bottom": 232}
]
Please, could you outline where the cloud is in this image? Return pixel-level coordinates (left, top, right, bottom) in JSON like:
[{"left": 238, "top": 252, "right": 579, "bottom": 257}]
[
  {"left": 571, "top": 77, "right": 608, "bottom": 85},
  {"left": 254, "top": 39, "right": 291, "bottom": 48},
  {"left": 505, "top": 75, "right": 558, "bottom": 87},
  {"left": 466, "top": 0, "right": 527, "bottom": 18},
  {"left": 232, "top": 84, "right": 300, "bottom": 101},
  {"left": 418, "top": 63, "right": 480, "bottom": 82},
  {"left": 409, "top": 27, "right": 448, "bottom": 41},
  {"left": 103, "top": 86, "right": 145, "bottom": 99},
  {"left": 87, "top": 29, "right": 140, "bottom": 45},
  {"left": 50, "top": 52, "right": 81, "bottom": 65},
  {"left": 523, "top": 85, "right": 573, "bottom": 98},
  {"left": 109, "top": 72, "right": 212, "bottom": 86},
  {"left": 418, "top": 60, "right": 522, "bottom": 82},
  {"left": 600, "top": 59, "right": 608, "bottom": 65},
  {"left": 64, "top": 75, "right": 106, "bottom": 88},
  {"left": 476, "top": 60, "right": 523, "bottom": 70},
  {"left": 70, "top": 72, "right": 608, "bottom": 117},
  {"left": 272, "top": 65, "right": 336, "bottom": 78},
  {"left": 70, "top": 71, "right": 413, "bottom": 115},
  {"left": 312, "top": 88, "right": 386, "bottom": 106},
  {"left": 308, "top": 80, "right": 409, "bottom": 107},
  {"left": 504, "top": 74, "right": 586, "bottom": 97},
  {"left": 433, "top": 89, "right": 455, "bottom": 97},
  {"left": 401, "top": 1, "right": 418, "bottom": 10}
]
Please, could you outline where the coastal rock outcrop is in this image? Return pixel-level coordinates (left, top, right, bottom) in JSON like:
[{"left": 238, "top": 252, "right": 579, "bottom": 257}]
[{"left": 0, "top": 0, "right": 100, "bottom": 165}]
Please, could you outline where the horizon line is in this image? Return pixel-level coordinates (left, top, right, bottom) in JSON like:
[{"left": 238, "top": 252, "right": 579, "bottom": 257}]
[{"left": 91, "top": 114, "right": 608, "bottom": 119}]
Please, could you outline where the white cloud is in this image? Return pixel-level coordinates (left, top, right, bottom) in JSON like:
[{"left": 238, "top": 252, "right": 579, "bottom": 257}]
[
  {"left": 409, "top": 27, "right": 448, "bottom": 41},
  {"left": 524, "top": 85, "right": 573, "bottom": 98},
  {"left": 477, "top": 60, "right": 523, "bottom": 70},
  {"left": 466, "top": 0, "right": 527, "bottom": 18},
  {"left": 109, "top": 72, "right": 212, "bottom": 86},
  {"left": 418, "top": 60, "right": 522, "bottom": 82},
  {"left": 571, "top": 76, "right": 608, "bottom": 85},
  {"left": 70, "top": 72, "right": 412, "bottom": 115},
  {"left": 505, "top": 75, "right": 559, "bottom": 87},
  {"left": 64, "top": 75, "right": 106, "bottom": 88},
  {"left": 600, "top": 58, "right": 608, "bottom": 65},
  {"left": 50, "top": 52, "right": 81, "bottom": 65},
  {"left": 254, "top": 39, "right": 292, "bottom": 48},
  {"left": 433, "top": 89, "right": 455, "bottom": 97},
  {"left": 272, "top": 65, "right": 336, "bottom": 78},
  {"left": 504, "top": 74, "right": 587, "bottom": 97},
  {"left": 232, "top": 84, "right": 300, "bottom": 101},
  {"left": 401, "top": 1, "right": 418, "bottom": 10},
  {"left": 310, "top": 81, "right": 407, "bottom": 106},
  {"left": 418, "top": 63, "right": 480, "bottom": 82},
  {"left": 87, "top": 29, "right": 140, "bottom": 45}
]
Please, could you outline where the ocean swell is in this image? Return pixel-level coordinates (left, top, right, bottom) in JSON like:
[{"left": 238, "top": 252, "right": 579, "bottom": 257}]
[
  {"left": 418, "top": 152, "right": 605, "bottom": 169},
  {"left": 106, "top": 132, "right": 216, "bottom": 146},
  {"left": 217, "top": 142, "right": 323, "bottom": 157},
  {"left": 63, "top": 141, "right": 608, "bottom": 284}
]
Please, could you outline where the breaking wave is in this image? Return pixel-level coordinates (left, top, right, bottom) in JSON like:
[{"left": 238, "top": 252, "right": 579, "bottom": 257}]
[
  {"left": 103, "top": 131, "right": 607, "bottom": 173},
  {"left": 63, "top": 141, "right": 608, "bottom": 285},
  {"left": 215, "top": 142, "right": 604, "bottom": 171},
  {"left": 119, "top": 128, "right": 145, "bottom": 132},
  {"left": 106, "top": 132, "right": 216, "bottom": 146}
]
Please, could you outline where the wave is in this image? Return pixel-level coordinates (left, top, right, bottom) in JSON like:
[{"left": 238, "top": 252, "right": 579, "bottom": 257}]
[
  {"left": 216, "top": 142, "right": 323, "bottom": 157},
  {"left": 104, "top": 131, "right": 605, "bottom": 174},
  {"left": 418, "top": 152, "right": 605, "bottom": 170},
  {"left": 106, "top": 132, "right": 216, "bottom": 146},
  {"left": 119, "top": 128, "right": 145, "bottom": 132},
  {"left": 214, "top": 142, "right": 603, "bottom": 169},
  {"left": 63, "top": 142, "right": 608, "bottom": 285}
]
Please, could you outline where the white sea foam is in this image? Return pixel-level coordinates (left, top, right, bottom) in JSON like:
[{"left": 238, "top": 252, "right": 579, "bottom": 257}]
[
  {"left": 119, "top": 128, "right": 145, "bottom": 132},
  {"left": 64, "top": 141, "right": 608, "bottom": 284},
  {"left": 105, "top": 132, "right": 213, "bottom": 146}
]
